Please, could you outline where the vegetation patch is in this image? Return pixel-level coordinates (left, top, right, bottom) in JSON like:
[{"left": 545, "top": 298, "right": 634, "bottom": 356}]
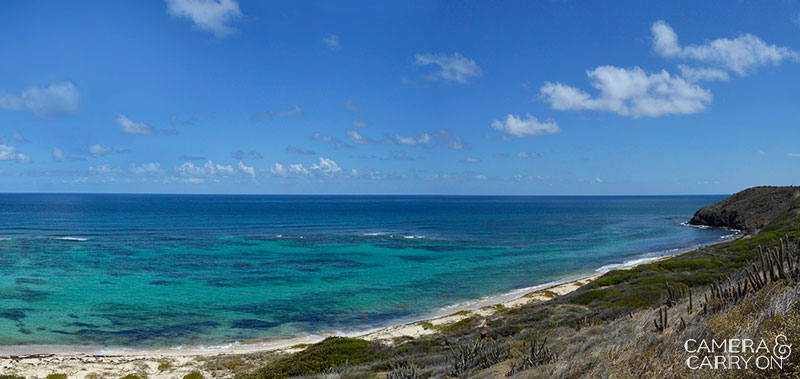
[
  {"left": 241, "top": 337, "right": 385, "bottom": 379},
  {"left": 437, "top": 316, "right": 476, "bottom": 333}
]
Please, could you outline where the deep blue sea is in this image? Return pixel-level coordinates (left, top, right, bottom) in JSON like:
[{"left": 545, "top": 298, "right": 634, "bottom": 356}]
[{"left": 0, "top": 194, "right": 733, "bottom": 349}]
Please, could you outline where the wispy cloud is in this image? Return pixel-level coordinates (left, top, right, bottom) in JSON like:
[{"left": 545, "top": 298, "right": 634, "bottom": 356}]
[
  {"left": 344, "top": 100, "right": 361, "bottom": 112},
  {"left": 415, "top": 52, "right": 482, "bottom": 84},
  {"left": 651, "top": 20, "right": 799, "bottom": 75},
  {"left": 677, "top": 64, "right": 730, "bottom": 82},
  {"left": 351, "top": 119, "right": 370, "bottom": 128},
  {"left": 231, "top": 150, "right": 262, "bottom": 160},
  {"left": 491, "top": 114, "right": 560, "bottom": 138},
  {"left": 130, "top": 162, "right": 165, "bottom": 176},
  {"left": 347, "top": 130, "right": 382, "bottom": 145},
  {"left": 52, "top": 147, "right": 85, "bottom": 162},
  {"left": 0, "top": 81, "right": 81, "bottom": 118},
  {"left": 322, "top": 34, "right": 340, "bottom": 49},
  {"left": 251, "top": 105, "right": 304, "bottom": 121},
  {"left": 287, "top": 145, "right": 315, "bottom": 155},
  {"left": 307, "top": 133, "right": 351, "bottom": 149},
  {"left": 459, "top": 157, "right": 481, "bottom": 163},
  {"left": 788, "top": 153, "right": 800, "bottom": 157},
  {"left": 516, "top": 152, "right": 541, "bottom": 159},
  {"left": 165, "top": 0, "right": 243, "bottom": 37},
  {"left": 117, "top": 114, "right": 158, "bottom": 135},
  {"left": 87, "top": 144, "right": 112, "bottom": 157}
]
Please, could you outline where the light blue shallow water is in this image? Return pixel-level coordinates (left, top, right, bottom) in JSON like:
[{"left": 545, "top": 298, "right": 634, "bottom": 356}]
[{"left": 0, "top": 194, "right": 732, "bottom": 348}]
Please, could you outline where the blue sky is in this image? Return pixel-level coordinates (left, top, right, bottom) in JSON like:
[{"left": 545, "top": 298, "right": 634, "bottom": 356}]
[{"left": 0, "top": 0, "right": 799, "bottom": 195}]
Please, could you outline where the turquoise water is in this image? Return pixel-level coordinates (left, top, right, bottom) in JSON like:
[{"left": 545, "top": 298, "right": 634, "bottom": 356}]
[{"left": 0, "top": 194, "right": 732, "bottom": 348}]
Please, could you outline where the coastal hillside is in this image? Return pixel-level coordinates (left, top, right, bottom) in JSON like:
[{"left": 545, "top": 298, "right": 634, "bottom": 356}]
[{"left": 688, "top": 186, "right": 800, "bottom": 232}]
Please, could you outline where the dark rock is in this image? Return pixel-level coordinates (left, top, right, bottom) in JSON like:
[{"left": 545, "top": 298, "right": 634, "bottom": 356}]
[{"left": 688, "top": 186, "right": 800, "bottom": 232}]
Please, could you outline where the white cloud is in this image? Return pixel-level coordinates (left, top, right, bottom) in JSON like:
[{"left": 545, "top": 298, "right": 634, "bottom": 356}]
[
  {"left": 677, "top": 65, "right": 730, "bottom": 82},
  {"left": 177, "top": 160, "right": 235, "bottom": 177},
  {"left": 788, "top": 153, "right": 800, "bottom": 157},
  {"left": 278, "top": 104, "right": 303, "bottom": 118},
  {"left": 344, "top": 100, "right": 361, "bottom": 112},
  {"left": 311, "top": 157, "right": 342, "bottom": 174},
  {"left": 270, "top": 157, "right": 343, "bottom": 177},
  {"left": 11, "top": 131, "right": 29, "bottom": 143},
  {"left": 347, "top": 130, "right": 381, "bottom": 145},
  {"left": 323, "top": 34, "right": 340, "bottom": 49},
  {"left": 238, "top": 161, "right": 255, "bottom": 177},
  {"left": 475, "top": 175, "right": 488, "bottom": 181},
  {"left": 460, "top": 157, "right": 481, "bottom": 163},
  {"left": 491, "top": 114, "right": 560, "bottom": 137},
  {"left": 415, "top": 52, "right": 482, "bottom": 83},
  {"left": 270, "top": 163, "right": 286, "bottom": 175},
  {"left": 89, "top": 164, "right": 119, "bottom": 175},
  {"left": 516, "top": 152, "right": 541, "bottom": 159},
  {"left": 88, "top": 144, "right": 112, "bottom": 156},
  {"left": 308, "top": 133, "right": 350, "bottom": 149},
  {"left": 52, "top": 147, "right": 84, "bottom": 162},
  {"left": 540, "top": 65, "right": 712, "bottom": 118},
  {"left": 117, "top": 114, "right": 157, "bottom": 135},
  {"left": 130, "top": 162, "right": 164, "bottom": 175},
  {"left": 165, "top": 0, "right": 243, "bottom": 37},
  {"left": 351, "top": 119, "right": 370, "bottom": 127},
  {"left": 0, "top": 81, "right": 80, "bottom": 118},
  {"left": 651, "top": 20, "right": 799, "bottom": 75},
  {"left": 395, "top": 133, "right": 432, "bottom": 146},
  {"left": 0, "top": 144, "right": 31, "bottom": 163}
]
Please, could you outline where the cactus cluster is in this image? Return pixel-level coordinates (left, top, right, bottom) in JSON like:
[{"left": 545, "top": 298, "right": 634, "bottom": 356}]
[
  {"left": 664, "top": 282, "right": 687, "bottom": 307},
  {"left": 446, "top": 338, "right": 510, "bottom": 377},
  {"left": 701, "top": 238, "right": 799, "bottom": 315},
  {"left": 571, "top": 315, "right": 594, "bottom": 331},
  {"left": 386, "top": 361, "right": 419, "bottom": 379},
  {"left": 505, "top": 335, "right": 558, "bottom": 376}
]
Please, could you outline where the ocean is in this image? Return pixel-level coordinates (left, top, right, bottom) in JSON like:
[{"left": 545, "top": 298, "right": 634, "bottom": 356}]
[{"left": 0, "top": 194, "right": 733, "bottom": 349}]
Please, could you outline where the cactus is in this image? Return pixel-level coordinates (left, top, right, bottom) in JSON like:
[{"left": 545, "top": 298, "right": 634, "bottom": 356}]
[
  {"left": 654, "top": 307, "right": 667, "bottom": 333},
  {"left": 505, "top": 335, "right": 557, "bottom": 376},
  {"left": 387, "top": 361, "right": 419, "bottom": 379}
]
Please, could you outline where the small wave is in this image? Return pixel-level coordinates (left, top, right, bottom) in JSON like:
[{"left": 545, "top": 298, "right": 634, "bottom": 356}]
[
  {"left": 0, "top": 237, "right": 11, "bottom": 241},
  {"left": 390, "top": 234, "right": 425, "bottom": 239},
  {"left": 54, "top": 236, "right": 89, "bottom": 241},
  {"left": 595, "top": 256, "right": 663, "bottom": 273},
  {"left": 680, "top": 221, "right": 711, "bottom": 229}
]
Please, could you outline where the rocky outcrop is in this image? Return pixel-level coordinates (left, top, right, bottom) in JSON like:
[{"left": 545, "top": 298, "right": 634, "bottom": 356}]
[{"left": 688, "top": 186, "right": 800, "bottom": 232}]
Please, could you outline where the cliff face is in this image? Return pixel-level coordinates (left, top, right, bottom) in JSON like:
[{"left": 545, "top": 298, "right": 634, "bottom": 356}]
[{"left": 688, "top": 186, "right": 800, "bottom": 232}]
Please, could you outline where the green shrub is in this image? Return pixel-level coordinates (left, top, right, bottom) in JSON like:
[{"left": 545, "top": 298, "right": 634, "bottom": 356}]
[
  {"left": 437, "top": 317, "right": 475, "bottom": 333},
  {"left": 45, "top": 375, "right": 67, "bottom": 379},
  {"left": 183, "top": 372, "right": 203, "bottom": 379},
  {"left": 244, "top": 337, "right": 384, "bottom": 379}
]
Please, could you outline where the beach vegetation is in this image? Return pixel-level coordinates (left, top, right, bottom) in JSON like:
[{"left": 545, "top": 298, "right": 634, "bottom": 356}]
[
  {"left": 182, "top": 372, "right": 204, "bottom": 379},
  {"left": 45, "top": 375, "right": 67, "bottom": 379},
  {"left": 436, "top": 316, "right": 475, "bottom": 333},
  {"left": 416, "top": 321, "right": 434, "bottom": 330},
  {"left": 241, "top": 337, "right": 386, "bottom": 379},
  {"left": 157, "top": 362, "right": 171, "bottom": 371},
  {"left": 0, "top": 375, "right": 25, "bottom": 379}
]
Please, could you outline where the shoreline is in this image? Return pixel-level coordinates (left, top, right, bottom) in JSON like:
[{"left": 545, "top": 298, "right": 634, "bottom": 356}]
[{"left": 0, "top": 231, "right": 743, "bottom": 378}]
